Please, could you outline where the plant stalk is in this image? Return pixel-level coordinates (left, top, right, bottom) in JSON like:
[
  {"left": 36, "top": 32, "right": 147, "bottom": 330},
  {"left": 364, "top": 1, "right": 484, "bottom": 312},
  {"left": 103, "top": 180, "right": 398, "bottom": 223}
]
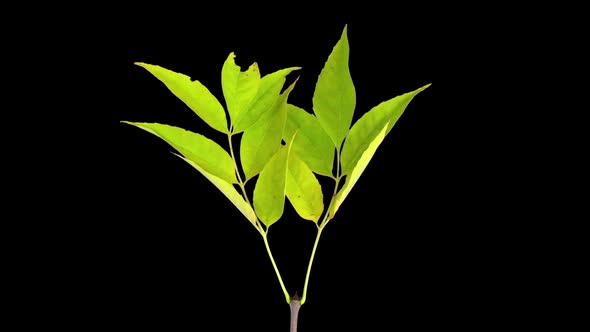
[
  {"left": 290, "top": 293, "right": 302, "bottom": 332},
  {"left": 262, "top": 232, "right": 291, "bottom": 304},
  {"left": 300, "top": 172, "right": 341, "bottom": 305}
]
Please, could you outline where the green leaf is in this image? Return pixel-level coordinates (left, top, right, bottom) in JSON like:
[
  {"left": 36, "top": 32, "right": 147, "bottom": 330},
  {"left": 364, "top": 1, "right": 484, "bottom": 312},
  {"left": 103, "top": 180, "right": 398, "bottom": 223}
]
[
  {"left": 341, "top": 84, "right": 431, "bottom": 175},
  {"left": 312, "top": 25, "right": 356, "bottom": 149},
  {"left": 233, "top": 67, "right": 301, "bottom": 133},
  {"left": 173, "top": 154, "right": 257, "bottom": 226},
  {"left": 286, "top": 152, "right": 324, "bottom": 222},
  {"left": 240, "top": 79, "right": 298, "bottom": 181},
  {"left": 221, "top": 52, "right": 260, "bottom": 126},
  {"left": 283, "top": 104, "right": 334, "bottom": 177},
  {"left": 329, "top": 122, "right": 389, "bottom": 220},
  {"left": 134, "top": 62, "right": 228, "bottom": 133},
  {"left": 122, "top": 122, "right": 236, "bottom": 184},
  {"left": 253, "top": 137, "right": 295, "bottom": 227}
]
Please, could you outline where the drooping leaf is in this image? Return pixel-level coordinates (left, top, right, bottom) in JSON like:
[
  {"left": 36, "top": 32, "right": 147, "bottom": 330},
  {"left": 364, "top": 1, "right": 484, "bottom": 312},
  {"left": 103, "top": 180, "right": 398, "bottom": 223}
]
[
  {"left": 329, "top": 122, "right": 389, "bottom": 220},
  {"left": 122, "top": 122, "right": 236, "bottom": 184},
  {"left": 312, "top": 25, "right": 356, "bottom": 149},
  {"left": 286, "top": 152, "right": 324, "bottom": 222},
  {"left": 253, "top": 136, "right": 295, "bottom": 227},
  {"left": 240, "top": 79, "right": 298, "bottom": 181},
  {"left": 174, "top": 154, "right": 257, "bottom": 226},
  {"left": 341, "top": 84, "right": 431, "bottom": 175},
  {"left": 221, "top": 52, "right": 260, "bottom": 126},
  {"left": 134, "top": 62, "right": 228, "bottom": 133},
  {"left": 233, "top": 67, "right": 301, "bottom": 133},
  {"left": 283, "top": 104, "right": 334, "bottom": 177}
]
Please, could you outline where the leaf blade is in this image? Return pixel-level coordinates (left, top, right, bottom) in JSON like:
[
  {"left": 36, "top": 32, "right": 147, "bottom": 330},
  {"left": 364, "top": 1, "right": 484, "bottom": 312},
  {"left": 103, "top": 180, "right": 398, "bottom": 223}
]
[
  {"left": 240, "top": 80, "right": 298, "bottom": 181},
  {"left": 283, "top": 104, "right": 335, "bottom": 177},
  {"left": 174, "top": 154, "right": 257, "bottom": 226},
  {"left": 341, "top": 84, "right": 431, "bottom": 175},
  {"left": 329, "top": 122, "right": 389, "bottom": 220},
  {"left": 233, "top": 67, "right": 301, "bottom": 133},
  {"left": 312, "top": 25, "right": 356, "bottom": 148},
  {"left": 286, "top": 152, "right": 324, "bottom": 222},
  {"left": 221, "top": 53, "right": 260, "bottom": 126},
  {"left": 253, "top": 137, "right": 295, "bottom": 227},
  {"left": 122, "top": 122, "right": 236, "bottom": 183},
  {"left": 135, "top": 62, "right": 228, "bottom": 133}
]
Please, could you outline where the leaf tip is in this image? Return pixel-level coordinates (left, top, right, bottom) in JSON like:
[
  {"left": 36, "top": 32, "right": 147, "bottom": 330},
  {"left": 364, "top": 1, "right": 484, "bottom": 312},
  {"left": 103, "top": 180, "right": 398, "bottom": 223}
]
[
  {"left": 342, "top": 24, "right": 349, "bottom": 39},
  {"left": 282, "top": 76, "right": 300, "bottom": 96},
  {"left": 414, "top": 83, "right": 432, "bottom": 94}
]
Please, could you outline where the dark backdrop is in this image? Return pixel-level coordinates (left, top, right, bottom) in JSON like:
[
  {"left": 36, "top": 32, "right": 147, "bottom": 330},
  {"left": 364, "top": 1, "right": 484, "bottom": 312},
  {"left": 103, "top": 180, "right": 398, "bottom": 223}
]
[{"left": 67, "top": 4, "right": 526, "bottom": 331}]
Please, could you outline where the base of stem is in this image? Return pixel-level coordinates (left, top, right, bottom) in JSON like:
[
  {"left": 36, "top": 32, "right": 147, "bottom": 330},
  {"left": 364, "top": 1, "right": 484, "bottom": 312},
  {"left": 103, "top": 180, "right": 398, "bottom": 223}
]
[{"left": 290, "top": 292, "right": 302, "bottom": 332}]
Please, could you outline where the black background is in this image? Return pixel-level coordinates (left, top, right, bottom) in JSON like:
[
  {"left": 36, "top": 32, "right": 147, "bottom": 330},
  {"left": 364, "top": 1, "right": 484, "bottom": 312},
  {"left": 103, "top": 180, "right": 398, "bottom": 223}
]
[{"left": 33, "top": 4, "right": 548, "bottom": 331}]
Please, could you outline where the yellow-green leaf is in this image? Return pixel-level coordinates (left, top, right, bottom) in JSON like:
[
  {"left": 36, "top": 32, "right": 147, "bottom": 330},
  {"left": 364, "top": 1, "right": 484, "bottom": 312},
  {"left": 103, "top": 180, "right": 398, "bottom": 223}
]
[
  {"left": 233, "top": 67, "right": 301, "bottom": 133},
  {"left": 312, "top": 25, "right": 356, "bottom": 148},
  {"left": 174, "top": 154, "right": 257, "bottom": 226},
  {"left": 240, "top": 80, "right": 297, "bottom": 181},
  {"left": 253, "top": 137, "right": 295, "bottom": 227},
  {"left": 284, "top": 104, "right": 334, "bottom": 177},
  {"left": 134, "top": 62, "right": 228, "bottom": 133},
  {"left": 341, "top": 84, "right": 430, "bottom": 175},
  {"left": 122, "top": 122, "right": 236, "bottom": 184},
  {"left": 221, "top": 52, "right": 260, "bottom": 126},
  {"left": 329, "top": 122, "right": 389, "bottom": 220},
  {"left": 286, "top": 152, "right": 324, "bottom": 222}
]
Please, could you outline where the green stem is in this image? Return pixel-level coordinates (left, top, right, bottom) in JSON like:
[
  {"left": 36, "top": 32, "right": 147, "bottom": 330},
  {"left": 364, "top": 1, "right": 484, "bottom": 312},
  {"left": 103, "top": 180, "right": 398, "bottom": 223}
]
[
  {"left": 300, "top": 149, "right": 342, "bottom": 305},
  {"left": 228, "top": 132, "right": 287, "bottom": 303},
  {"left": 300, "top": 224, "right": 324, "bottom": 305},
  {"left": 262, "top": 232, "right": 291, "bottom": 304}
]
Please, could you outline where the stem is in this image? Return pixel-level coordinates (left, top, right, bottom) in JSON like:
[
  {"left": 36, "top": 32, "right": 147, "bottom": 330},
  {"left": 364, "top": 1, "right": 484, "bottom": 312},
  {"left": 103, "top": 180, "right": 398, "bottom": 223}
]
[
  {"left": 290, "top": 293, "right": 302, "bottom": 332},
  {"left": 300, "top": 149, "right": 342, "bottom": 305},
  {"left": 262, "top": 232, "right": 291, "bottom": 304},
  {"left": 300, "top": 224, "right": 324, "bottom": 305}
]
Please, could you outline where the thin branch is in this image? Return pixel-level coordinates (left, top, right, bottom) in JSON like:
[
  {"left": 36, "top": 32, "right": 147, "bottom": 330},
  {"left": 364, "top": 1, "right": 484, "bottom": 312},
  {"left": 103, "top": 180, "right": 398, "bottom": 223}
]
[{"left": 262, "top": 232, "right": 291, "bottom": 304}]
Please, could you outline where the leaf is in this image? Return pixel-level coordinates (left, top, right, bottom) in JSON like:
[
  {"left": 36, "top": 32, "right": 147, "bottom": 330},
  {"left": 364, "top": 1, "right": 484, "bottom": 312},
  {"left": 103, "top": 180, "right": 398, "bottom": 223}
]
[
  {"left": 221, "top": 52, "right": 260, "bottom": 126},
  {"left": 240, "top": 79, "right": 298, "bottom": 181},
  {"left": 329, "top": 122, "right": 389, "bottom": 220},
  {"left": 174, "top": 154, "right": 257, "bottom": 226},
  {"left": 122, "top": 122, "right": 236, "bottom": 184},
  {"left": 341, "top": 84, "right": 431, "bottom": 175},
  {"left": 134, "top": 62, "right": 228, "bottom": 133},
  {"left": 253, "top": 136, "right": 295, "bottom": 227},
  {"left": 232, "top": 67, "right": 301, "bottom": 133},
  {"left": 286, "top": 152, "right": 324, "bottom": 222},
  {"left": 283, "top": 104, "right": 334, "bottom": 177},
  {"left": 312, "top": 25, "right": 356, "bottom": 149}
]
